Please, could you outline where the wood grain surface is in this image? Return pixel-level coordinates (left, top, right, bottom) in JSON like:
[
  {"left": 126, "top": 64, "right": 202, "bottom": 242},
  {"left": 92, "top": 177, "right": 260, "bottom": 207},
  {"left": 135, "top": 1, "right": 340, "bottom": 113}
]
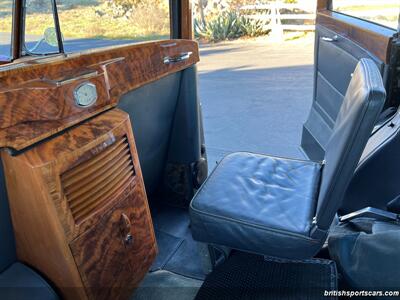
[
  {"left": 0, "top": 39, "right": 199, "bottom": 151},
  {"left": 70, "top": 187, "right": 157, "bottom": 300},
  {"left": 317, "top": 0, "right": 329, "bottom": 11},
  {"left": 2, "top": 109, "right": 157, "bottom": 299},
  {"left": 181, "top": 0, "right": 193, "bottom": 39}
]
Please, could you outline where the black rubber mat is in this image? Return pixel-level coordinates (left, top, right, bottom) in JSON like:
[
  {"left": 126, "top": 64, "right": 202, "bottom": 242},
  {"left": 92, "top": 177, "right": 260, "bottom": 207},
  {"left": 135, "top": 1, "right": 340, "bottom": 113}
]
[{"left": 195, "top": 252, "right": 337, "bottom": 300}]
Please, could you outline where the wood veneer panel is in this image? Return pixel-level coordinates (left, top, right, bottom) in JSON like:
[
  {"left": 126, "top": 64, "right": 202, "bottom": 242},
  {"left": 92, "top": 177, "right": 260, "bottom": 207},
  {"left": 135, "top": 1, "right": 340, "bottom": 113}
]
[
  {"left": 2, "top": 147, "right": 88, "bottom": 299},
  {"left": 317, "top": 0, "right": 329, "bottom": 11},
  {"left": 11, "top": 109, "right": 146, "bottom": 240},
  {"left": 2, "top": 109, "right": 157, "bottom": 299},
  {"left": 317, "top": 10, "right": 394, "bottom": 64},
  {"left": 63, "top": 146, "right": 135, "bottom": 223},
  {"left": 0, "top": 39, "right": 199, "bottom": 151},
  {"left": 70, "top": 187, "right": 157, "bottom": 300},
  {"left": 181, "top": 0, "right": 193, "bottom": 39}
]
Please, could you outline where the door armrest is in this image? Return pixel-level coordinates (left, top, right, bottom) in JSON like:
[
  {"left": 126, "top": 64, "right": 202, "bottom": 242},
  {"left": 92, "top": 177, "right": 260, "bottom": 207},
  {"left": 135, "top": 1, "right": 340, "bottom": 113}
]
[{"left": 339, "top": 207, "right": 399, "bottom": 223}]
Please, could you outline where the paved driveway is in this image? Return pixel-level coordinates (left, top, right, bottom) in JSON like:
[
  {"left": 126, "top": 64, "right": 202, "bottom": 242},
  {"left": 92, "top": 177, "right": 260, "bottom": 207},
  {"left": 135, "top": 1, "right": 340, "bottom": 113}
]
[{"left": 197, "top": 36, "right": 315, "bottom": 170}]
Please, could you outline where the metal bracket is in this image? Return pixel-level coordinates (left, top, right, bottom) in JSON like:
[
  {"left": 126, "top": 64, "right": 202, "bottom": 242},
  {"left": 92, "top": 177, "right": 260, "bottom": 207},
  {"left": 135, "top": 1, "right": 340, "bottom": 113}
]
[{"left": 339, "top": 207, "right": 399, "bottom": 223}]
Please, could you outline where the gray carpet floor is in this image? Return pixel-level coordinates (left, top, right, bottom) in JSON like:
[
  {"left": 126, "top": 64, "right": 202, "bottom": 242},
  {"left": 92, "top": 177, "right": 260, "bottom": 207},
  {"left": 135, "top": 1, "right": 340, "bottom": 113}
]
[
  {"left": 132, "top": 270, "right": 202, "bottom": 300},
  {"left": 150, "top": 204, "right": 210, "bottom": 280}
]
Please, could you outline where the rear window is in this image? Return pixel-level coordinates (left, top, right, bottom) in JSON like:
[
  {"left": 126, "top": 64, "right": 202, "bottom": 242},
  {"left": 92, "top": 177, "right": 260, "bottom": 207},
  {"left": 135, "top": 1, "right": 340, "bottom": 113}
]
[
  {"left": 24, "top": 0, "right": 60, "bottom": 55},
  {"left": 22, "top": 0, "right": 171, "bottom": 56},
  {"left": 332, "top": 0, "right": 400, "bottom": 30},
  {"left": 56, "top": 0, "right": 171, "bottom": 53}
]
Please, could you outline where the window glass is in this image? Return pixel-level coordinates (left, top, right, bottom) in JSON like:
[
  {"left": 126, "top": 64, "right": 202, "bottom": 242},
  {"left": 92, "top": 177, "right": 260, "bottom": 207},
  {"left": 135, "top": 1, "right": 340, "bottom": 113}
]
[
  {"left": 332, "top": 0, "right": 400, "bottom": 30},
  {"left": 24, "top": 0, "right": 60, "bottom": 55},
  {"left": 56, "top": 0, "right": 170, "bottom": 53},
  {"left": 0, "top": 0, "right": 13, "bottom": 60}
]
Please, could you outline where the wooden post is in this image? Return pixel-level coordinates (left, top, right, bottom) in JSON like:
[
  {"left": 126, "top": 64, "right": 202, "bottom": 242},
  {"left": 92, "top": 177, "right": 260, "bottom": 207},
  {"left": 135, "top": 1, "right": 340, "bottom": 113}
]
[
  {"left": 12, "top": 0, "right": 23, "bottom": 60},
  {"left": 181, "top": 0, "right": 193, "bottom": 40},
  {"left": 317, "top": 0, "right": 329, "bottom": 11}
]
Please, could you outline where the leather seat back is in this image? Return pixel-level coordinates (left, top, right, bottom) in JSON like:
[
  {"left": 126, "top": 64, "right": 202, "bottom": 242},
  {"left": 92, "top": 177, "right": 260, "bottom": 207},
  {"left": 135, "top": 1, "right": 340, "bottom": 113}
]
[
  {"left": 316, "top": 58, "right": 386, "bottom": 231},
  {"left": 340, "top": 107, "right": 400, "bottom": 214}
]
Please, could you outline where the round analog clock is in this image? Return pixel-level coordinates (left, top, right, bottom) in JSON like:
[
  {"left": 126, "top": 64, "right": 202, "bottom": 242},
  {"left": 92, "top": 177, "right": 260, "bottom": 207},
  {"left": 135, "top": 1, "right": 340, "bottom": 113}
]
[{"left": 73, "top": 82, "right": 98, "bottom": 107}]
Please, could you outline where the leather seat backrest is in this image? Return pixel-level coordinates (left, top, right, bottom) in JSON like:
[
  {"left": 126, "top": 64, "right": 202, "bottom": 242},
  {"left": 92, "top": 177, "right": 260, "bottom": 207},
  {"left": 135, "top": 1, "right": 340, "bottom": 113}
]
[
  {"left": 341, "top": 108, "right": 400, "bottom": 214},
  {"left": 0, "top": 160, "right": 16, "bottom": 272},
  {"left": 316, "top": 58, "right": 386, "bottom": 231}
]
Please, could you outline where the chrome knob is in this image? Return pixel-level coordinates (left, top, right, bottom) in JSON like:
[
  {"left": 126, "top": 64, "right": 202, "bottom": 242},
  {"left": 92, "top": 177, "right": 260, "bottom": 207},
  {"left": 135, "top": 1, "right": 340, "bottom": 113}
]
[{"left": 125, "top": 233, "right": 133, "bottom": 245}]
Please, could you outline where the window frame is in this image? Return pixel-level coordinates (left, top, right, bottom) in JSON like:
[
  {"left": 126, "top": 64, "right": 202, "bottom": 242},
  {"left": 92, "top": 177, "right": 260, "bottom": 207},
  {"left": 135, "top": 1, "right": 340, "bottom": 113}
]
[
  {"left": 21, "top": 0, "right": 64, "bottom": 57},
  {"left": 9, "top": 0, "right": 192, "bottom": 61},
  {"left": 326, "top": 0, "right": 400, "bottom": 32},
  {"left": 12, "top": 0, "right": 24, "bottom": 60}
]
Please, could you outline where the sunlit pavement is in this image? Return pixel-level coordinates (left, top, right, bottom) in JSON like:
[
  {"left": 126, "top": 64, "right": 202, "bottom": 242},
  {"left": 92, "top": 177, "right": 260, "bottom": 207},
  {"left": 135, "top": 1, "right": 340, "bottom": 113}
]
[{"left": 198, "top": 34, "right": 315, "bottom": 171}]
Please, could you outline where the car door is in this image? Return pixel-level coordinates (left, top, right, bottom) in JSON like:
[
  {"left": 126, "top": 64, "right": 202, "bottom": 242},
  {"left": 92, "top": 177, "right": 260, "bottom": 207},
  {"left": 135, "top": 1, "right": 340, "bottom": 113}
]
[{"left": 301, "top": 0, "right": 399, "bottom": 160}]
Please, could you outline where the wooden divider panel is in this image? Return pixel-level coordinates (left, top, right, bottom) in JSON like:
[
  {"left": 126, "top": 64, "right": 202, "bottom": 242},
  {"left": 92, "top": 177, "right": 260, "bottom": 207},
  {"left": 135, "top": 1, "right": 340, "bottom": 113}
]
[{"left": 0, "top": 39, "right": 199, "bottom": 151}]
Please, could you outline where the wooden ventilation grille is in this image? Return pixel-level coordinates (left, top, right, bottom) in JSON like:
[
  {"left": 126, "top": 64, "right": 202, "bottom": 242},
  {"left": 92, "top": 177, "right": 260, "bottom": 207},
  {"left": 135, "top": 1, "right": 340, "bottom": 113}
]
[{"left": 61, "top": 137, "right": 135, "bottom": 223}]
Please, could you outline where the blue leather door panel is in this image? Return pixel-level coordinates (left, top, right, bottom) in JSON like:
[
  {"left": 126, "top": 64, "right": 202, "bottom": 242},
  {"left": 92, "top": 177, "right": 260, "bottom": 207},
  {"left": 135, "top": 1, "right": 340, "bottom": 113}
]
[
  {"left": 315, "top": 73, "right": 342, "bottom": 125},
  {"left": 317, "top": 40, "right": 359, "bottom": 95},
  {"left": 301, "top": 25, "right": 387, "bottom": 160}
]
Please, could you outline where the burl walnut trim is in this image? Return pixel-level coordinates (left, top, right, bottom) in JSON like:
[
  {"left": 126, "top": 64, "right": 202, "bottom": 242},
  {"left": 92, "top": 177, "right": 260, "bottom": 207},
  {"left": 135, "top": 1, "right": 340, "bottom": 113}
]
[
  {"left": 0, "top": 39, "right": 199, "bottom": 151},
  {"left": 70, "top": 186, "right": 157, "bottom": 300},
  {"left": 181, "top": 0, "right": 193, "bottom": 39},
  {"left": 2, "top": 109, "right": 157, "bottom": 299},
  {"left": 316, "top": 10, "right": 395, "bottom": 64},
  {"left": 317, "top": 0, "right": 329, "bottom": 11}
]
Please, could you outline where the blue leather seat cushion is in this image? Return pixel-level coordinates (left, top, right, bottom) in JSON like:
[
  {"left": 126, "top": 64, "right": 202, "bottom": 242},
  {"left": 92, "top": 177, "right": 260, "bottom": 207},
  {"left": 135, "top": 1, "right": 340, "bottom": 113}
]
[
  {"left": 0, "top": 262, "right": 58, "bottom": 300},
  {"left": 190, "top": 152, "right": 324, "bottom": 258}
]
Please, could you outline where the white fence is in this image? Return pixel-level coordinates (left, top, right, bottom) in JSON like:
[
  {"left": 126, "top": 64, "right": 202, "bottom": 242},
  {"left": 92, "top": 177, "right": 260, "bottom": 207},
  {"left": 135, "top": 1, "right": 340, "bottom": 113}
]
[{"left": 240, "top": 1, "right": 316, "bottom": 33}]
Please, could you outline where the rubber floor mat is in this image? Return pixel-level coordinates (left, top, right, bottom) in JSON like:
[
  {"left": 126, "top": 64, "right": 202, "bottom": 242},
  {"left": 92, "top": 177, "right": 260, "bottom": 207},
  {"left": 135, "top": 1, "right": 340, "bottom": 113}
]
[{"left": 195, "top": 252, "right": 337, "bottom": 300}]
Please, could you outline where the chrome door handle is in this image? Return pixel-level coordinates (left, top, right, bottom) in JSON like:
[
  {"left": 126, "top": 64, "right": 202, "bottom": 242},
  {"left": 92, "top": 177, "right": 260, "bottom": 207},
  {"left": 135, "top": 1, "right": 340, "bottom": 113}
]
[
  {"left": 43, "top": 71, "right": 99, "bottom": 86},
  {"left": 322, "top": 35, "right": 338, "bottom": 42},
  {"left": 163, "top": 52, "right": 192, "bottom": 64}
]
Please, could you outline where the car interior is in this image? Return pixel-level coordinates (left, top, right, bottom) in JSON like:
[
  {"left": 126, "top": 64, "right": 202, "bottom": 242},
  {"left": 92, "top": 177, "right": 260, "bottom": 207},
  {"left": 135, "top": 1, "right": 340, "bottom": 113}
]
[{"left": 0, "top": 0, "right": 399, "bottom": 299}]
